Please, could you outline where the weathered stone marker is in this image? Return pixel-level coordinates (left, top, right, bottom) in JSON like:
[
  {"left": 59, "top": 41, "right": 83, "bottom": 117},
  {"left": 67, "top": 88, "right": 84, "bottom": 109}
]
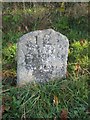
[{"left": 17, "top": 29, "right": 69, "bottom": 85}]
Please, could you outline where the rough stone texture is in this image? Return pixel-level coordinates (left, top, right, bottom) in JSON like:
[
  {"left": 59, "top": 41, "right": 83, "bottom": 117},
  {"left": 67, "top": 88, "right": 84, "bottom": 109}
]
[{"left": 17, "top": 29, "right": 69, "bottom": 85}]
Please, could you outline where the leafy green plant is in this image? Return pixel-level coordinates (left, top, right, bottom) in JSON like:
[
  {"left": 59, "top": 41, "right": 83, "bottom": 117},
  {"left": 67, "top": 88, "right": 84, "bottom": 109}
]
[
  {"left": 2, "top": 44, "right": 16, "bottom": 65},
  {"left": 68, "top": 40, "right": 88, "bottom": 64}
]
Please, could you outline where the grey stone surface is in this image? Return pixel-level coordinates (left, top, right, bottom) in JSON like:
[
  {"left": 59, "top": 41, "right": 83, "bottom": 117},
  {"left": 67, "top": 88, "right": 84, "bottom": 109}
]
[{"left": 17, "top": 29, "right": 69, "bottom": 85}]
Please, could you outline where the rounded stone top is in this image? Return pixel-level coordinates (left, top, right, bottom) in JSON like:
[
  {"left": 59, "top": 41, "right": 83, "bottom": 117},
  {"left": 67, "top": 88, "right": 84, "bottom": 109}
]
[{"left": 18, "top": 29, "right": 69, "bottom": 45}]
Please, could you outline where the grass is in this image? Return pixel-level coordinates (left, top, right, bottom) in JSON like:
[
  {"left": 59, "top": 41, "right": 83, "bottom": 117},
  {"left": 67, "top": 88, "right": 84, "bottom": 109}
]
[
  {"left": 2, "top": 3, "right": 90, "bottom": 119},
  {"left": 2, "top": 73, "right": 89, "bottom": 119}
]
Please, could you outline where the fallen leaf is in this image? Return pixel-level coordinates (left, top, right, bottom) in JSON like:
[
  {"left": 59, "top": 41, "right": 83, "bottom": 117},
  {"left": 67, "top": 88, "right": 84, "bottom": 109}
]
[
  {"left": 61, "top": 109, "right": 68, "bottom": 120},
  {"left": 75, "top": 63, "right": 81, "bottom": 73},
  {"left": 1, "top": 105, "right": 6, "bottom": 113},
  {"left": 80, "top": 39, "right": 85, "bottom": 46},
  {"left": 53, "top": 95, "right": 59, "bottom": 106},
  {"left": 2, "top": 96, "right": 12, "bottom": 105}
]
